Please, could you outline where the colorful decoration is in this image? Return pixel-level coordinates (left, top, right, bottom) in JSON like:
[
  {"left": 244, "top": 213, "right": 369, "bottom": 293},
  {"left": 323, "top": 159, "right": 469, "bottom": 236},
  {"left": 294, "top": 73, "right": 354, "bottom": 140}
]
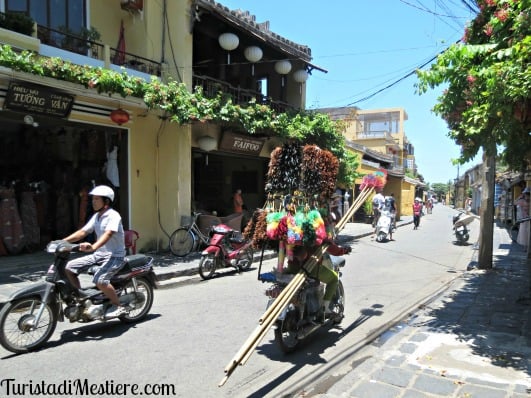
[{"left": 359, "top": 169, "right": 387, "bottom": 191}]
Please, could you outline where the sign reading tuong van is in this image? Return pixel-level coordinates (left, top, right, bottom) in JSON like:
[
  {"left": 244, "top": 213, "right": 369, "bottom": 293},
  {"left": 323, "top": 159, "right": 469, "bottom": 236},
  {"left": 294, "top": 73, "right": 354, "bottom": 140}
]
[
  {"left": 219, "top": 131, "right": 265, "bottom": 155},
  {"left": 4, "top": 82, "right": 74, "bottom": 118}
]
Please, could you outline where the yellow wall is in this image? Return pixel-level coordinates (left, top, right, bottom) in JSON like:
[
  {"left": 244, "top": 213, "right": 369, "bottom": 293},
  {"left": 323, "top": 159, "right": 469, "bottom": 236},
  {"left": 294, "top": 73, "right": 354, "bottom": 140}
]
[
  {"left": 88, "top": 1, "right": 194, "bottom": 251},
  {"left": 400, "top": 180, "right": 416, "bottom": 216}
]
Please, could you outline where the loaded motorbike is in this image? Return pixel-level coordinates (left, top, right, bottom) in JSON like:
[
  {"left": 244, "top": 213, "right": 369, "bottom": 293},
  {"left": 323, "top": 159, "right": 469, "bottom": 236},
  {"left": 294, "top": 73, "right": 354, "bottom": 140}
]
[
  {"left": 198, "top": 224, "right": 254, "bottom": 280},
  {"left": 0, "top": 240, "right": 157, "bottom": 354},
  {"left": 260, "top": 254, "right": 345, "bottom": 353},
  {"left": 452, "top": 211, "right": 475, "bottom": 244}
]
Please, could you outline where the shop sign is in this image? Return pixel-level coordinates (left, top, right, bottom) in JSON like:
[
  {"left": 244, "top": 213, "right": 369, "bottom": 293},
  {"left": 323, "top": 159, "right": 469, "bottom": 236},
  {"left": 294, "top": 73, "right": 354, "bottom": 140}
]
[
  {"left": 4, "top": 82, "right": 74, "bottom": 118},
  {"left": 219, "top": 131, "right": 265, "bottom": 155}
]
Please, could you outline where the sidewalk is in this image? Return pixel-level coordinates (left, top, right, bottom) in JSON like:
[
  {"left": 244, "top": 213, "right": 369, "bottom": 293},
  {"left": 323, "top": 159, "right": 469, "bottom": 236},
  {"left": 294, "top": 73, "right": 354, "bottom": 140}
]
[{"left": 320, "top": 221, "right": 531, "bottom": 398}]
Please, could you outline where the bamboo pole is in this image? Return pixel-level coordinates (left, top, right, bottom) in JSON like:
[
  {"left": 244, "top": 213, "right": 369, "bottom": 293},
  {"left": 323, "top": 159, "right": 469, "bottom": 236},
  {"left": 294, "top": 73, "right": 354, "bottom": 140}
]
[{"left": 219, "top": 186, "right": 374, "bottom": 387}]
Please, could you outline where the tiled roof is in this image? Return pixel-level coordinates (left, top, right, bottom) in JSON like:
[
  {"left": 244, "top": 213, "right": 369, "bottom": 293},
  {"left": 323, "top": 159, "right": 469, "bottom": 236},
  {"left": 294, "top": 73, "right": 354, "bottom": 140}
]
[{"left": 196, "top": 0, "right": 313, "bottom": 61}]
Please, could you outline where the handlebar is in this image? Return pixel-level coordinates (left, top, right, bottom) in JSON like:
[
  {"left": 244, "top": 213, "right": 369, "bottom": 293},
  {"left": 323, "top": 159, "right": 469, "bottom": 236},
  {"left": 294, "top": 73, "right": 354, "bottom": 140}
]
[{"left": 46, "top": 240, "right": 81, "bottom": 254}]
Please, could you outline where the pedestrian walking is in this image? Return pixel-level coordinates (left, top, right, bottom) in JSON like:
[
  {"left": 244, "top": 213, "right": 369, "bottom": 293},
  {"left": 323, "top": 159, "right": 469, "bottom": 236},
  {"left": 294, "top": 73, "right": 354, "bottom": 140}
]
[
  {"left": 515, "top": 188, "right": 530, "bottom": 249},
  {"left": 413, "top": 198, "right": 422, "bottom": 230},
  {"left": 233, "top": 189, "right": 244, "bottom": 214}
]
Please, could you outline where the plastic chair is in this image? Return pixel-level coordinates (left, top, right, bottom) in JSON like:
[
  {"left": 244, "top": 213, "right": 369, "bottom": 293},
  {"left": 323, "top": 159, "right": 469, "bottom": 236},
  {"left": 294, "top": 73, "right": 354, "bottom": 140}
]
[{"left": 124, "top": 230, "right": 140, "bottom": 254}]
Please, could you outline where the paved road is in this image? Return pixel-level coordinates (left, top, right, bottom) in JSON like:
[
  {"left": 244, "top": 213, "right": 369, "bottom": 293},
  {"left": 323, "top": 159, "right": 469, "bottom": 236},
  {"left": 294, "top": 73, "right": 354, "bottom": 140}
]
[{"left": 0, "top": 204, "right": 497, "bottom": 398}]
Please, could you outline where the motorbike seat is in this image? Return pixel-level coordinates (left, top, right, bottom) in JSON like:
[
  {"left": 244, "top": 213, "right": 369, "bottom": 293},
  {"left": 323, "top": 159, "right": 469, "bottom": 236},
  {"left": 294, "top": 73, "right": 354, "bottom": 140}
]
[
  {"left": 77, "top": 288, "right": 101, "bottom": 298},
  {"left": 86, "top": 254, "right": 151, "bottom": 275},
  {"left": 329, "top": 255, "right": 346, "bottom": 268}
]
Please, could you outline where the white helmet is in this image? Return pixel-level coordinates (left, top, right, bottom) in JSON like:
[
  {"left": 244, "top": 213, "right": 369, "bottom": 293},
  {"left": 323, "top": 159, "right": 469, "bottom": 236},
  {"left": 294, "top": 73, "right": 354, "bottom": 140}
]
[{"left": 89, "top": 185, "right": 115, "bottom": 202}]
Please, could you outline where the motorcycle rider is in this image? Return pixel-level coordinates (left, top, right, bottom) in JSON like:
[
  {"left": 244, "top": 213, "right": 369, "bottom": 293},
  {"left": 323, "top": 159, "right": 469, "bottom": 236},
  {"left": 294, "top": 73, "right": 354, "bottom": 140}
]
[
  {"left": 371, "top": 189, "right": 385, "bottom": 238},
  {"left": 63, "top": 185, "right": 128, "bottom": 318},
  {"left": 384, "top": 193, "right": 397, "bottom": 240},
  {"left": 288, "top": 241, "right": 351, "bottom": 321}
]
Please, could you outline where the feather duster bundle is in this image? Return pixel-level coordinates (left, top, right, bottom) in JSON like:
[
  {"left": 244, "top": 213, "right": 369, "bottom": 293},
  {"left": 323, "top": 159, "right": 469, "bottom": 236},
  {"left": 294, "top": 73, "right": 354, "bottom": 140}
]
[
  {"left": 266, "top": 142, "right": 302, "bottom": 193},
  {"left": 243, "top": 209, "right": 269, "bottom": 249},
  {"left": 301, "top": 145, "right": 338, "bottom": 199},
  {"left": 359, "top": 169, "right": 387, "bottom": 191}
]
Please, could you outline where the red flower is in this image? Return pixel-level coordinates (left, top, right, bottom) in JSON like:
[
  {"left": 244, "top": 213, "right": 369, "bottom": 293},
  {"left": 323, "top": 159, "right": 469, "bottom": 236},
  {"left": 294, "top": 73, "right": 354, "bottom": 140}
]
[
  {"left": 467, "top": 75, "right": 476, "bottom": 84},
  {"left": 484, "top": 24, "right": 494, "bottom": 36},
  {"left": 495, "top": 9, "right": 509, "bottom": 22}
]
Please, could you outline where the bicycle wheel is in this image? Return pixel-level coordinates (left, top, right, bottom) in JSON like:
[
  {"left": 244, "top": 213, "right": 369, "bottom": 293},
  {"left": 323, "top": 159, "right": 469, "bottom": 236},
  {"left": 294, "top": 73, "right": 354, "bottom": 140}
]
[{"left": 169, "top": 228, "right": 195, "bottom": 256}]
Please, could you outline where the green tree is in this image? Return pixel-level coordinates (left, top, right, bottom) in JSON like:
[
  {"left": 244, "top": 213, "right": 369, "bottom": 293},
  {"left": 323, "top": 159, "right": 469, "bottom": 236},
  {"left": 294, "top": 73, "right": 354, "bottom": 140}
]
[
  {"left": 416, "top": 0, "right": 531, "bottom": 267},
  {"left": 430, "top": 182, "right": 450, "bottom": 200}
]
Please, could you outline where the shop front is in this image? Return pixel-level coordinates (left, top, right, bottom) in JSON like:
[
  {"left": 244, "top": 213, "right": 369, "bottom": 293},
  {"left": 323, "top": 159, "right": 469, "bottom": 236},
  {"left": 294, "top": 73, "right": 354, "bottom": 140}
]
[
  {"left": 0, "top": 78, "right": 131, "bottom": 256},
  {"left": 191, "top": 129, "right": 274, "bottom": 218}
]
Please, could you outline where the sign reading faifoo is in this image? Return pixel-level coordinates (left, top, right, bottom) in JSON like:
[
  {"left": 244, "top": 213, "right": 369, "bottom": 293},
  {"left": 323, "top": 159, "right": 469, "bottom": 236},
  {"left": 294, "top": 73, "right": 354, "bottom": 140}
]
[{"left": 219, "top": 131, "right": 266, "bottom": 155}]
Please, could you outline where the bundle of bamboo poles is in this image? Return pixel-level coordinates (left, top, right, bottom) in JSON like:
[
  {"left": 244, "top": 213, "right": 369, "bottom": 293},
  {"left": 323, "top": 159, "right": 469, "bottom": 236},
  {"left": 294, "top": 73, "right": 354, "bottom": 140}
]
[{"left": 219, "top": 186, "right": 375, "bottom": 387}]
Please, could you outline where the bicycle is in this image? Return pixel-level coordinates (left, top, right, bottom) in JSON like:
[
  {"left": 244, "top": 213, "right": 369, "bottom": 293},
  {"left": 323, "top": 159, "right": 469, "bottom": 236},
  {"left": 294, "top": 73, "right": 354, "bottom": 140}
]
[{"left": 169, "top": 212, "right": 212, "bottom": 256}]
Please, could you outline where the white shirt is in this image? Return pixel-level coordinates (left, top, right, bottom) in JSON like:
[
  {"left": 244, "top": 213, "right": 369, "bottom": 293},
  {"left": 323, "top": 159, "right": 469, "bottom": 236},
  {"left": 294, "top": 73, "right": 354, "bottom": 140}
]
[
  {"left": 82, "top": 208, "right": 125, "bottom": 257},
  {"left": 372, "top": 193, "right": 385, "bottom": 210}
]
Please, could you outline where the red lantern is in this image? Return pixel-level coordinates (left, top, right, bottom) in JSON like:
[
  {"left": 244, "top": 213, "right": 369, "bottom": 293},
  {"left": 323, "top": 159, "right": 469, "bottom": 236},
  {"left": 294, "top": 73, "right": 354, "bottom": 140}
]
[{"left": 110, "top": 108, "right": 129, "bottom": 125}]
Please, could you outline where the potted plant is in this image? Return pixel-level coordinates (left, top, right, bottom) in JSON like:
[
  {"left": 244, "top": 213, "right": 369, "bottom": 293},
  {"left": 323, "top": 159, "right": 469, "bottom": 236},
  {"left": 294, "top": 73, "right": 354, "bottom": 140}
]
[
  {"left": 0, "top": 12, "right": 34, "bottom": 36},
  {"left": 363, "top": 198, "right": 373, "bottom": 224},
  {"left": 59, "top": 25, "right": 101, "bottom": 55}
]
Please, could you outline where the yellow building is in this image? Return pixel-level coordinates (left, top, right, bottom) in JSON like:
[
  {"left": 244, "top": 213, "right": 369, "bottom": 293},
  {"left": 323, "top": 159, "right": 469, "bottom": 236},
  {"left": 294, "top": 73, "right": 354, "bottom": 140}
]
[
  {"left": 320, "top": 107, "right": 424, "bottom": 219},
  {"left": 0, "top": 1, "right": 322, "bottom": 254}
]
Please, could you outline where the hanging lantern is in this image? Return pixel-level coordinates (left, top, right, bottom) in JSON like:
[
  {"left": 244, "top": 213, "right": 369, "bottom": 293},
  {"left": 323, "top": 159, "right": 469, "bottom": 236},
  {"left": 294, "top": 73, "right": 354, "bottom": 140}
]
[
  {"left": 197, "top": 135, "right": 218, "bottom": 166},
  {"left": 244, "top": 46, "right": 263, "bottom": 76},
  {"left": 274, "top": 59, "right": 292, "bottom": 75},
  {"left": 197, "top": 136, "right": 218, "bottom": 152},
  {"left": 110, "top": 108, "right": 130, "bottom": 125},
  {"left": 218, "top": 33, "right": 239, "bottom": 65},
  {"left": 274, "top": 60, "right": 292, "bottom": 87},
  {"left": 293, "top": 69, "right": 309, "bottom": 94},
  {"left": 293, "top": 69, "right": 309, "bottom": 83}
]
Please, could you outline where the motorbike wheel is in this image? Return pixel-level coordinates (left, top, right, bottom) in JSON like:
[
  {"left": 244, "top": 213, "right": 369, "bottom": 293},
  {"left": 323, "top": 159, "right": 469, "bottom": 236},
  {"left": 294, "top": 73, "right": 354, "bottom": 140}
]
[
  {"left": 237, "top": 247, "right": 254, "bottom": 271},
  {"left": 199, "top": 254, "right": 219, "bottom": 280},
  {"left": 0, "top": 297, "right": 58, "bottom": 353},
  {"left": 119, "top": 277, "right": 154, "bottom": 324},
  {"left": 376, "top": 231, "right": 386, "bottom": 242},
  {"left": 274, "top": 308, "right": 300, "bottom": 353},
  {"left": 169, "top": 228, "right": 195, "bottom": 257},
  {"left": 330, "top": 280, "right": 345, "bottom": 324}
]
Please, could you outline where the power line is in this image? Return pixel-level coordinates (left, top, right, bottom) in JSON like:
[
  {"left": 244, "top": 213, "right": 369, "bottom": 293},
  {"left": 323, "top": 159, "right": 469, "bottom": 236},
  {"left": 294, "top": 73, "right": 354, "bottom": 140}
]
[{"left": 345, "top": 42, "right": 457, "bottom": 106}]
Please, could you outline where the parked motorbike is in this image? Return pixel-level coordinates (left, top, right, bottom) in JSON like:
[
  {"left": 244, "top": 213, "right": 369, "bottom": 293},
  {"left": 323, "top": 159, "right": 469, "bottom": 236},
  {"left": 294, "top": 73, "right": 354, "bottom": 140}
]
[
  {"left": 452, "top": 211, "right": 475, "bottom": 244},
  {"left": 260, "top": 254, "right": 345, "bottom": 353},
  {"left": 198, "top": 224, "right": 254, "bottom": 280},
  {"left": 375, "top": 209, "right": 395, "bottom": 242},
  {"left": 0, "top": 240, "right": 157, "bottom": 354}
]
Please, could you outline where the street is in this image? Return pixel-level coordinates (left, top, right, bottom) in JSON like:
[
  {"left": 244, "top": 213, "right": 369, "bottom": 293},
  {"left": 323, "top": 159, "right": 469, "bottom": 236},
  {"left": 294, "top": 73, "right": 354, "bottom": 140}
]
[{"left": 0, "top": 205, "right": 479, "bottom": 398}]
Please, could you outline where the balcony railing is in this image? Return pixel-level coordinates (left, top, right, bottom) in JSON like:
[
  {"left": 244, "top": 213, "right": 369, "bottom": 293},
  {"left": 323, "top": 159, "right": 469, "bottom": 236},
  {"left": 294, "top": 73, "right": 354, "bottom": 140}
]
[
  {"left": 355, "top": 130, "right": 395, "bottom": 140},
  {"left": 192, "top": 74, "right": 296, "bottom": 114},
  {"left": 36, "top": 25, "right": 161, "bottom": 76}
]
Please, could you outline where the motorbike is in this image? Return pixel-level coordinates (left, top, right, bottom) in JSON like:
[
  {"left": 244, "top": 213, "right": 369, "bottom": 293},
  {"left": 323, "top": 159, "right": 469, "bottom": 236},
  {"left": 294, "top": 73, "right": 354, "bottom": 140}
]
[
  {"left": 452, "top": 211, "right": 475, "bottom": 244},
  {"left": 198, "top": 224, "right": 254, "bottom": 280},
  {"left": 0, "top": 240, "right": 157, "bottom": 354},
  {"left": 375, "top": 209, "right": 395, "bottom": 242},
  {"left": 260, "top": 254, "right": 345, "bottom": 353}
]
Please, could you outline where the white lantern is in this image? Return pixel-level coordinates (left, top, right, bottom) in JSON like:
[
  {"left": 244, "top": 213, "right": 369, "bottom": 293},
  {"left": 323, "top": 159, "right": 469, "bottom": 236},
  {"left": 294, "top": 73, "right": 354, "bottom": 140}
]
[
  {"left": 197, "top": 135, "right": 218, "bottom": 166},
  {"left": 274, "top": 60, "right": 292, "bottom": 87},
  {"left": 197, "top": 136, "right": 218, "bottom": 152},
  {"left": 293, "top": 69, "right": 309, "bottom": 94},
  {"left": 274, "top": 59, "right": 292, "bottom": 75},
  {"left": 293, "top": 69, "right": 309, "bottom": 83},
  {"left": 244, "top": 46, "right": 263, "bottom": 75},
  {"left": 218, "top": 33, "right": 239, "bottom": 64}
]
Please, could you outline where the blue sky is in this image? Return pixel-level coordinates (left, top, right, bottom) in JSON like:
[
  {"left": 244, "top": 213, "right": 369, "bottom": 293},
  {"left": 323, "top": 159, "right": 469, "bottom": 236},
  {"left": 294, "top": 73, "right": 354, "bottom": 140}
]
[{"left": 219, "top": 0, "right": 482, "bottom": 184}]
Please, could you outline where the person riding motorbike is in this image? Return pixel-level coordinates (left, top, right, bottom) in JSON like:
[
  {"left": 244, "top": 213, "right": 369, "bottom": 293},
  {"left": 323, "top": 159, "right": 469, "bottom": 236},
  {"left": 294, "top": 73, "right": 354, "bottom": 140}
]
[
  {"left": 371, "top": 189, "right": 385, "bottom": 237},
  {"left": 287, "top": 240, "right": 351, "bottom": 321},
  {"left": 63, "top": 185, "right": 128, "bottom": 318},
  {"left": 384, "top": 193, "right": 397, "bottom": 240}
]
